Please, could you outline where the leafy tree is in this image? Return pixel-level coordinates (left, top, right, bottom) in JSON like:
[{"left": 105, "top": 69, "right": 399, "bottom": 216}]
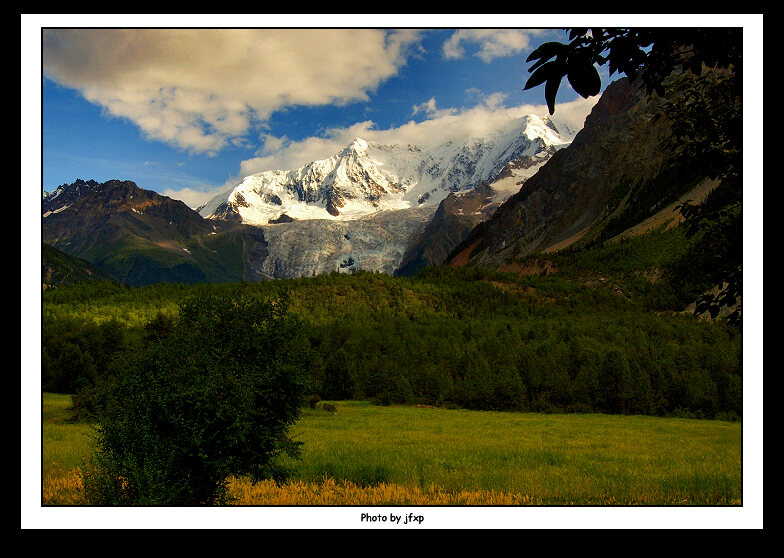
[
  {"left": 42, "top": 316, "right": 127, "bottom": 394},
  {"left": 83, "top": 289, "right": 312, "bottom": 505},
  {"left": 597, "top": 349, "right": 632, "bottom": 414},
  {"left": 524, "top": 28, "right": 740, "bottom": 112},
  {"left": 524, "top": 28, "right": 741, "bottom": 322},
  {"left": 321, "top": 347, "right": 355, "bottom": 400}
]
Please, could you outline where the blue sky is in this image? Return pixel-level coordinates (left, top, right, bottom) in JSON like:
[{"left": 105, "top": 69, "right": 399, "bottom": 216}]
[{"left": 38, "top": 23, "right": 609, "bottom": 208}]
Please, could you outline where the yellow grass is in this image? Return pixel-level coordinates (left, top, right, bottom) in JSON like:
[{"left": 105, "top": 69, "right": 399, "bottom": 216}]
[
  {"left": 228, "top": 477, "right": 546, "bottom": 505},
  {"left": 42, "top": 471, "right": 740, "bottom": 506},
  {"left": 226, "top": 477, "right": 741, "bottom": 506},
  {"left": 42, "top": 467, "right": 86, "bottom": 506}
]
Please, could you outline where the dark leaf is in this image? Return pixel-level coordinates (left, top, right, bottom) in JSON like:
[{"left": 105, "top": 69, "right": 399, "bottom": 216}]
[
  {"left": 590, "top": 28, "right": 605, "bottom": 41},
  {"left": 524, "top": 61, "right": 559, "bottom": 90},
  {"left": 545, "top": 77, "right": 561, "bottom": 115},
  {"left": 567, "top": 58, "right": 602, "bottom": 98},
  {"left": 526, "top": 41, "right": 566, "bottom": 64}
]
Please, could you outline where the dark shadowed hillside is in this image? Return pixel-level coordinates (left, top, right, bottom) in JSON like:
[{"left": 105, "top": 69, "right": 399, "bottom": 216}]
[
  {"left": 445, "top": 26, "right": 742, "bottom": 329},
  {"left": 395, "top": 182, "right": 499, "bottom": 277},
  {"left": 42, "top": 179, "right": 269, "bottom": 286},
  {"left": 42, "top": 242, "right": 117, "bottom": 287}
]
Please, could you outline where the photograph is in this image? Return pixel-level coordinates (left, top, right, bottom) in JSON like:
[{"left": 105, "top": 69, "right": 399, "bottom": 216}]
[{"left": 23, "top": 15, "right": 763, "bottom": 530}]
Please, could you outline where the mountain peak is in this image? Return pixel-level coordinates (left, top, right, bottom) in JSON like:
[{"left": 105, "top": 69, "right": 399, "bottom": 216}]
[
  {"left": 343, "top": 137, "right": 369, "bottom": 155},
  {"left": 200, "top": 116, "right": 576, "bottom": 225}
]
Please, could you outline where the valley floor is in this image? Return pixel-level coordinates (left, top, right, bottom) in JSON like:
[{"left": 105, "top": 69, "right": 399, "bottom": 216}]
[{"left": 41, "top": 396, "right": 741, "bottom": 507}]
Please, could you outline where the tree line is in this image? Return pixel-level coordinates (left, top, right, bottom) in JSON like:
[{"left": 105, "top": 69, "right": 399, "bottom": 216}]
[{"left": 43, "top": 238, "right": 742, "bottom": 422}]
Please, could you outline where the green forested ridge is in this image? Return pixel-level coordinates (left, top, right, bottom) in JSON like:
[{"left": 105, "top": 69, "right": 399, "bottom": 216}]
[
  {"left": 42, "top": 224, "right": 741, "bottom": 420},
  {"left": 42, "top": 242, "right": 117, "bottom": 286}
]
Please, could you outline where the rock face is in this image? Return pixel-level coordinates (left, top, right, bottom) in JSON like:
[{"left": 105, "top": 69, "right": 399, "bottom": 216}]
[
  {"left": 394, "top": 144, "right": 561, "bottom": 276},
  {"left": 395, "top": 183, "right": 499, "bottom": 277},
  {"left": 446, "top": 76, "right": 705, "bottom": 269},
  {"left": 42, "top": 179, "right": 215, "bottom": 253}
]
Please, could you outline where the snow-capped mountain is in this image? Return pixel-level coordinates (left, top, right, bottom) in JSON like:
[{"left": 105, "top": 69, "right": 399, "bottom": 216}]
[
  {"left": 40, "top": 114, "right": 581, "bottom": 283},
  {"left": 199, "top": 114, "right": 574, "bottom": 226}
]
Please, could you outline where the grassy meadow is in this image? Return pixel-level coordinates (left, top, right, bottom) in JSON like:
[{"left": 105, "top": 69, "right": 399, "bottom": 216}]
[{"left": 42, "top": 393, "right": 741, "bottom": 506}]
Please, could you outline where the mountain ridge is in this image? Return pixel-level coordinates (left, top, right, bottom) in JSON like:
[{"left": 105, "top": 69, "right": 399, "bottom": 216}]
[
  {"left": 199, "top": 114, "right": 574, "bottom": 226},
  {"left": 42, "top": 179, "right": 265, "bottom": 286},
  {"left": 45, "top": 95, "right": 705, "bottom": 285}
]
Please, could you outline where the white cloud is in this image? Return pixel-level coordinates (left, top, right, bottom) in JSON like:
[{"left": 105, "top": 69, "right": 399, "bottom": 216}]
[
  {"left": 43, "top": 29, "right": 421, "bottom": 155},
  {"left": 442, "top": 29, "right": 549, "bottom": 63},
  {"left": 480, "top": 92, "right": 508, "bottom": 111},
  {"left": 210, "top": 94, "right": 601, "bottom": 192},
  {"left": 256, "top": 134, "right": 288, "bottom": 156},
  {"left": 411, "top": 97, "right": 456, "bottom": 119},
  {"left": 160, "top": 186, "right": 223, "bottom": 210}
]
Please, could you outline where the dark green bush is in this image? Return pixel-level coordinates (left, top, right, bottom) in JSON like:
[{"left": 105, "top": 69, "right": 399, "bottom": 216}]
[
  {"left": 42, "top": 316, "right": 127, "bottom": 393},
  {"left": 83, "top": 289, "right": 312, "bottom": 505},
  {"left": 319, "top": 402, "right": 337, "bottom": 413},
  {"left": 308, "top": 393, "right": 321, "bottom": 409}
]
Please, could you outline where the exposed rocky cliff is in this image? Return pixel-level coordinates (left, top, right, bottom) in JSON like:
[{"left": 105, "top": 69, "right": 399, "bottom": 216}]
[
  {"left": 394, "top": 141, "right": 562, "bottom": 277},
  {"left": 446, "top": 75, "right": 708, "bottom": 269},
  {"left": 395, "top": 183, "right": 499, "bottom": 277}
]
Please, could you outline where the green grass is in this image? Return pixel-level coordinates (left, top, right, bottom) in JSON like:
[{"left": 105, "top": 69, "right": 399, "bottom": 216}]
[
  {"left": 40, "top": 394, "right": 741, "bottom": 505},
  {"left": 42, "top": 393, "right": 95, "bottom": 465},
  {"left": 285, "top": 401, "right": 741, "bottom": 504},
  {"left": 42, "top": 393, "right": 96, "bottom": 505}
]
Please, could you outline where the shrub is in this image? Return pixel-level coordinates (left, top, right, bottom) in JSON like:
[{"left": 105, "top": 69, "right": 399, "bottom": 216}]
[
  {"left": 319, "top": 402, "right": 337, "bottom": 413},
  {"left": 308, "top": 393, "right": 321, "bottom": 409},
  {"left": 597, "top": 350, "right": 632, "bottom": 414},
  {"left": 83, "top": 289, "right": 312, "bottom": 505}
]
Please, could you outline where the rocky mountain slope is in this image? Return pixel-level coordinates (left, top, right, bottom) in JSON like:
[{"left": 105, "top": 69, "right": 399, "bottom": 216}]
[
  {"left": 394, "top": 144, "right": 559, "bottom": 277},
  {"left": 446, "top": 75, "right": 713, "bottom": 270},
  {"left": 42, "top": 179, "right": 266, "bottom": 286},
  {"left": 191, "top": 114, "right": 573, "bottom": 279}
]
